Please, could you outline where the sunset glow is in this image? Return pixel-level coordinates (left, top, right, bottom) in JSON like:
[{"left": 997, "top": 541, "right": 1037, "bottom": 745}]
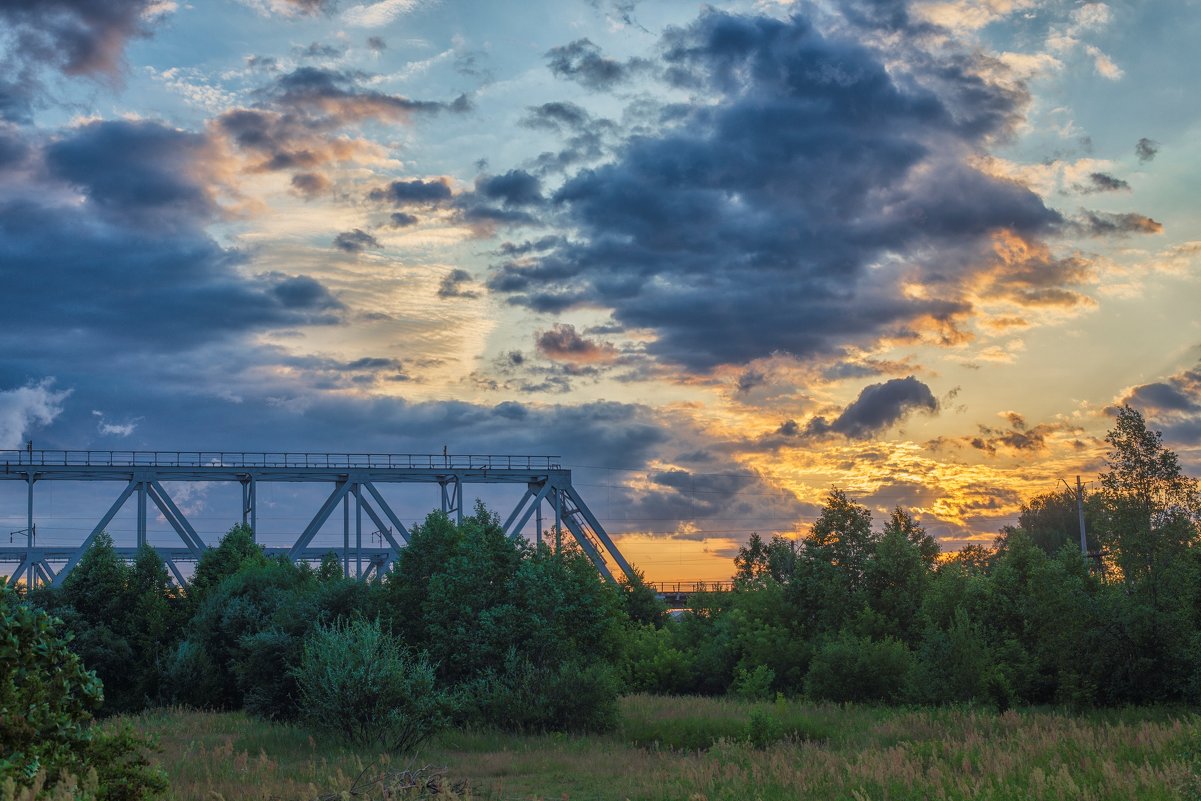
[{"left": 2, "top": 0, "right": 1199, "bottom": 580}]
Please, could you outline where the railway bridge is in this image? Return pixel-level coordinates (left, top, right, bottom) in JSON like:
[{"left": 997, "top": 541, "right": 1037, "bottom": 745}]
[{"left": 0, "top": 450, "right": 634, "bottom": 589}]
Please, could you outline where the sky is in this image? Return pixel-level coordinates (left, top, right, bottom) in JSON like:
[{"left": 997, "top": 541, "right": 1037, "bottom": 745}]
[{"left": 2, "top": 0, "right": 1200, "bottom": 581}]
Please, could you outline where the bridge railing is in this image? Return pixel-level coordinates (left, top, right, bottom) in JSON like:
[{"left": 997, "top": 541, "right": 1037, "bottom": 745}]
[
  {"left": 649, "top": 580, "right": 735, "bottom": 594},
  {"left": 0, "top": 450, "right": 561, "bottom": 471}
]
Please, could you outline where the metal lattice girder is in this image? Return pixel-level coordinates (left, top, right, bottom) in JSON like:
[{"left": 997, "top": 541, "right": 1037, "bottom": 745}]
[
  {"left": 361, "top": 482, "right": 409, "bottom": 545},
  {"left": 147, "top": 481, "right": 207, "bottom": 556},
  {"left": 505, "top": 481, "right": 554, "bottom": 539},
  {"left": 289, "top": 479, "right": 354, "bottom": 560},
  {"left": 0, "top": 450, "right": 635, "bottom": 585}
]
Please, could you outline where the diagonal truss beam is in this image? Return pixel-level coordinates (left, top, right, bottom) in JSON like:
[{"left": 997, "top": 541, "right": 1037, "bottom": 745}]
[
  {"left": 51, "top": 479, "right": 139, "bottom": 587},
  {"left": 162, "top": 557, "right": 187, "bottom": 587},
  {"left": 506, "top": 481, "right": 553, "bottom": 540},
  {"left": 288, "top": 479, "right": 353, "bottom": 560},
  {"left": 502, "top": 486, "right": 536, "bottom": 535},
  {"left": 558, "top": 510, "right": 616, "bottom": 583},
  {"left": 361, "top": 482, "right": 409, "bottom": 545},
  {"left": 148, "top": 481, "right": 206, "bottom": 556},
  {"left": 562, "top": 484, "right": 634, "bottom": 580},
  {"left": 355, "top": 489, "right": 398, "bottom": 550}
]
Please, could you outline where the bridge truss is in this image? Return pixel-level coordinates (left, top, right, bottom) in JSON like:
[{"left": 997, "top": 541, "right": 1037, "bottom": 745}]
[{"left": 0, "top": 451, "right": 634, "bottom": 589}]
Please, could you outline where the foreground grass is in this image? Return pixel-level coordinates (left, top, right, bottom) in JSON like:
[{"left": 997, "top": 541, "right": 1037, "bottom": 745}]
[{"left": 116, "top": 696, "right": 1201, "bottom": 801}]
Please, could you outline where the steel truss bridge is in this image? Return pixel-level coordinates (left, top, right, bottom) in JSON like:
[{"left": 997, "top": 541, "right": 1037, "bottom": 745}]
[{"left": 0, "top": 450, "right": 634, "bottom": 589}]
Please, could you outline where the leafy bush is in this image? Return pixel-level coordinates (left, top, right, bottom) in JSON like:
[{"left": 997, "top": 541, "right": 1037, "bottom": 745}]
[
  {"left": 294, "top": 618, "right": 451, "bottom": 753},
  {"left": 805, "top": 632, "right": 913, "bottom": 703},
  {"left": 0, "top": 578, "right": 167, "bottom": 800},
  {"left": 464, "top": 649, "right": 619, "bottom": 733},
  {"left": 746, "top": 707, "right": 786, "bottom": 748},
  {"left": 621, "top": 623, "right": 693, "bottom": 694},
  {"left": 731, "top": 664, "right": 776, "bottom": 701}
]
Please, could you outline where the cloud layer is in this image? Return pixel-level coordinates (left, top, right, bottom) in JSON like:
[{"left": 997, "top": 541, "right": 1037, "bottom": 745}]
[{"left": 489, "top": 10, "right": 1068, "bottom": 370}]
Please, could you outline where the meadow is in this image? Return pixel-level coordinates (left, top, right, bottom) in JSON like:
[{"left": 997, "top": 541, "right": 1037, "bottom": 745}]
[{"left": 119, "top": 695, "right": 1201, "bottom": 801}]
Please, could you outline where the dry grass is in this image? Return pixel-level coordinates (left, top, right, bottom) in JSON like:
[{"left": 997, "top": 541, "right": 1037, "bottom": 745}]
[{"left": 114, "top": 698, "right": 1201, "bottom": 801}]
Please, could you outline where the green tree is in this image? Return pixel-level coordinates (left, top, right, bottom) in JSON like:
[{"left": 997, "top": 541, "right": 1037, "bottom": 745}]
[
  {"left": 805, "top": 490, "right": 877, "bottom": 592},
  {"left": 1090, "top": 406, "right": 1201, "bottom": 702},
  {"left": 996, "top": 487, "right": 1102, "bottom": 557},
  {"left": 188, "top": 523, "right": 267, "bottom": 605},
  {"left": 383, "top": 503, "right": 629, "bottom": 731},
  {"left": 617, "top": 567, "right": 667, "bottom": 628},
  {"left": 865, "top": 519, "right": 929, "bottom": 645},
  {"left": 1, "top": 578, "right": 167, "bottom": 800},
  {"left": 1098, "top": 405, "right": 1200, "bottom": 582},
  {"left": 881, "top": 507, "right": 940, "bottom": 568},
  {"left": 734, "top": 533, "right": 797, "bottom": 585}
]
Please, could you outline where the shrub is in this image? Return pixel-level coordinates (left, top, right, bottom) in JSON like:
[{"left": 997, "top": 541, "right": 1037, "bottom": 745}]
[
  {"left": 621, "top": 624, "right": 693, "bottom": 694},
  {"left": 294, "top": 618, "right": 451, "bottom": 753},
  {"left": 804, "top": 631, "right": 913, "bottom": 703},
  {"left": 465, "top": 649, "right": 619, "bottom": 733},
  {"left": 731, "top": 664, "right": 776, "bottom": 701},
  {"left": 746, "top": 707, "right": 786, "bottom": 748}
]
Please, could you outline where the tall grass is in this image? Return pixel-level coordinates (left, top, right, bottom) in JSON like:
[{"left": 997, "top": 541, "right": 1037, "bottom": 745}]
[{"left": 115, "top": 698, "right": 1201, "bottom": 801}]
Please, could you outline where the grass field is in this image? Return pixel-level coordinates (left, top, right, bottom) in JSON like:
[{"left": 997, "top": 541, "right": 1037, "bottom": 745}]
[{"left": 117, "top": 695, "right": 1201, "bottom": 801}]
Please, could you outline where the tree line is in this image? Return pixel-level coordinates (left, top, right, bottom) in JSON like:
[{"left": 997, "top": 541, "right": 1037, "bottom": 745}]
[
  {"left": 631, "top": 405, "right": 1201, "bottom": 706},
  {"left": 5, "top": 404, "right": 1201, "bottom": 796}
]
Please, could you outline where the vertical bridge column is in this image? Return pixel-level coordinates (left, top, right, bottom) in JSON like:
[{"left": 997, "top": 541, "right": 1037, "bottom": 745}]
[{"left": 439, "top": 474, "right": 463, "bottom": 524}]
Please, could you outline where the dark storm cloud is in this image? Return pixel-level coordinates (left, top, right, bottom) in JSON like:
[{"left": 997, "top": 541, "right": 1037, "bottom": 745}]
[
  {"left": 520, "top": 102, "right": 618, "bottom": 173},
  {"left": 368, "top": 178, "right": 452, "bottom": 205},
  {"left": 1077, "top": 172, "right": 1130, "bottom": 193},
  {"left": 1117, "top": 366, "right": 1201, "bottom": 448},
  {"left": 736, "top": 369, "right": 767, "bottom": 394},
  {"left": 0, "top": 124, "right": 30, "bottom": 169},
  {"left": 805, "top": 377, "right": 939, "bottom": 439},
  {"left": 279, "top": 0, "right": 338, "bottom": 15},
  {"left": 333, "top": 228, "right": 382, "bottom": 252},
  {"left": 490, "top": 9, "right": 1064, "bottom": 370},
  {"left": 290, "top": 172, "right": 330, "bottom": 199},
  {"left": 965, "top": 415, "right": 1086, "bottom": 456},
  {"left": 437, "top": 269, "right": 479, "bottom": 299},
  {"left": 268, "top": 274, "right": 343, "bottom": 310},
  {"left": 390, "top": 212, "right": 419, "bottom": 227},
  {"left": 546, "top": 39, "right": 650, "bottom": 90},
  {"left": 618, "top": 465, "right": 814, "bottom": 539},
  {"left": 1136, "top": 137, "right": 1159, "bottom": 163},
  {"left": 1075, "top": 210, "right": 1163, "bottom": 236},
  {"left": 1125, "top": 378, "right": 1201, "bottom": 413},
  {"left": 535, "top": 324, "right": 617, "bottom": 363},
  {"left": 476, "top": 170, "right": 544, "bottom": 207},
  {"left": 246, "top": 55, "right": 278, "bottom": 71},
  {"left": 216, "top": 68, "right": 467, "bottom": 175},
  {"left": 0, "top": 0, "right": 160, "bottom": 79},
  {"left": 522, "top": 101, "right": 593, "bottom": 131},
  {"left": 0, "top": 200, "right": 341, "bottom": 352},
  {"left": 269, "top": 66, "right": 452, "bottom": 117},
  {"left": 496, "top": 236, "right": 564, "bottom": 257},
  {"left": 0, "top": 76, "right": 36, "bottom": 124},
  {"left": 969, "top": 426, "right": 1048, "bottom": 454},
  {"left": 297, "top": 42, "right": 346, "bottom": 60},
  {"left": 45, "top": 119, "right": 218, "bottom": 229}
]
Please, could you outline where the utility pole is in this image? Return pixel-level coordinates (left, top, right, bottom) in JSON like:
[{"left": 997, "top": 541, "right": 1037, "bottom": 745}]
[{"left": 1075, "top": 475, "right": 1088, "bottom": 558}]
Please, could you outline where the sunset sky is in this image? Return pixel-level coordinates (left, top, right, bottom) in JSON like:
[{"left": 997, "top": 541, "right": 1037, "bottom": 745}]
[{"left": 2, "top": 0, "right": 1200, "bottom": 581}]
